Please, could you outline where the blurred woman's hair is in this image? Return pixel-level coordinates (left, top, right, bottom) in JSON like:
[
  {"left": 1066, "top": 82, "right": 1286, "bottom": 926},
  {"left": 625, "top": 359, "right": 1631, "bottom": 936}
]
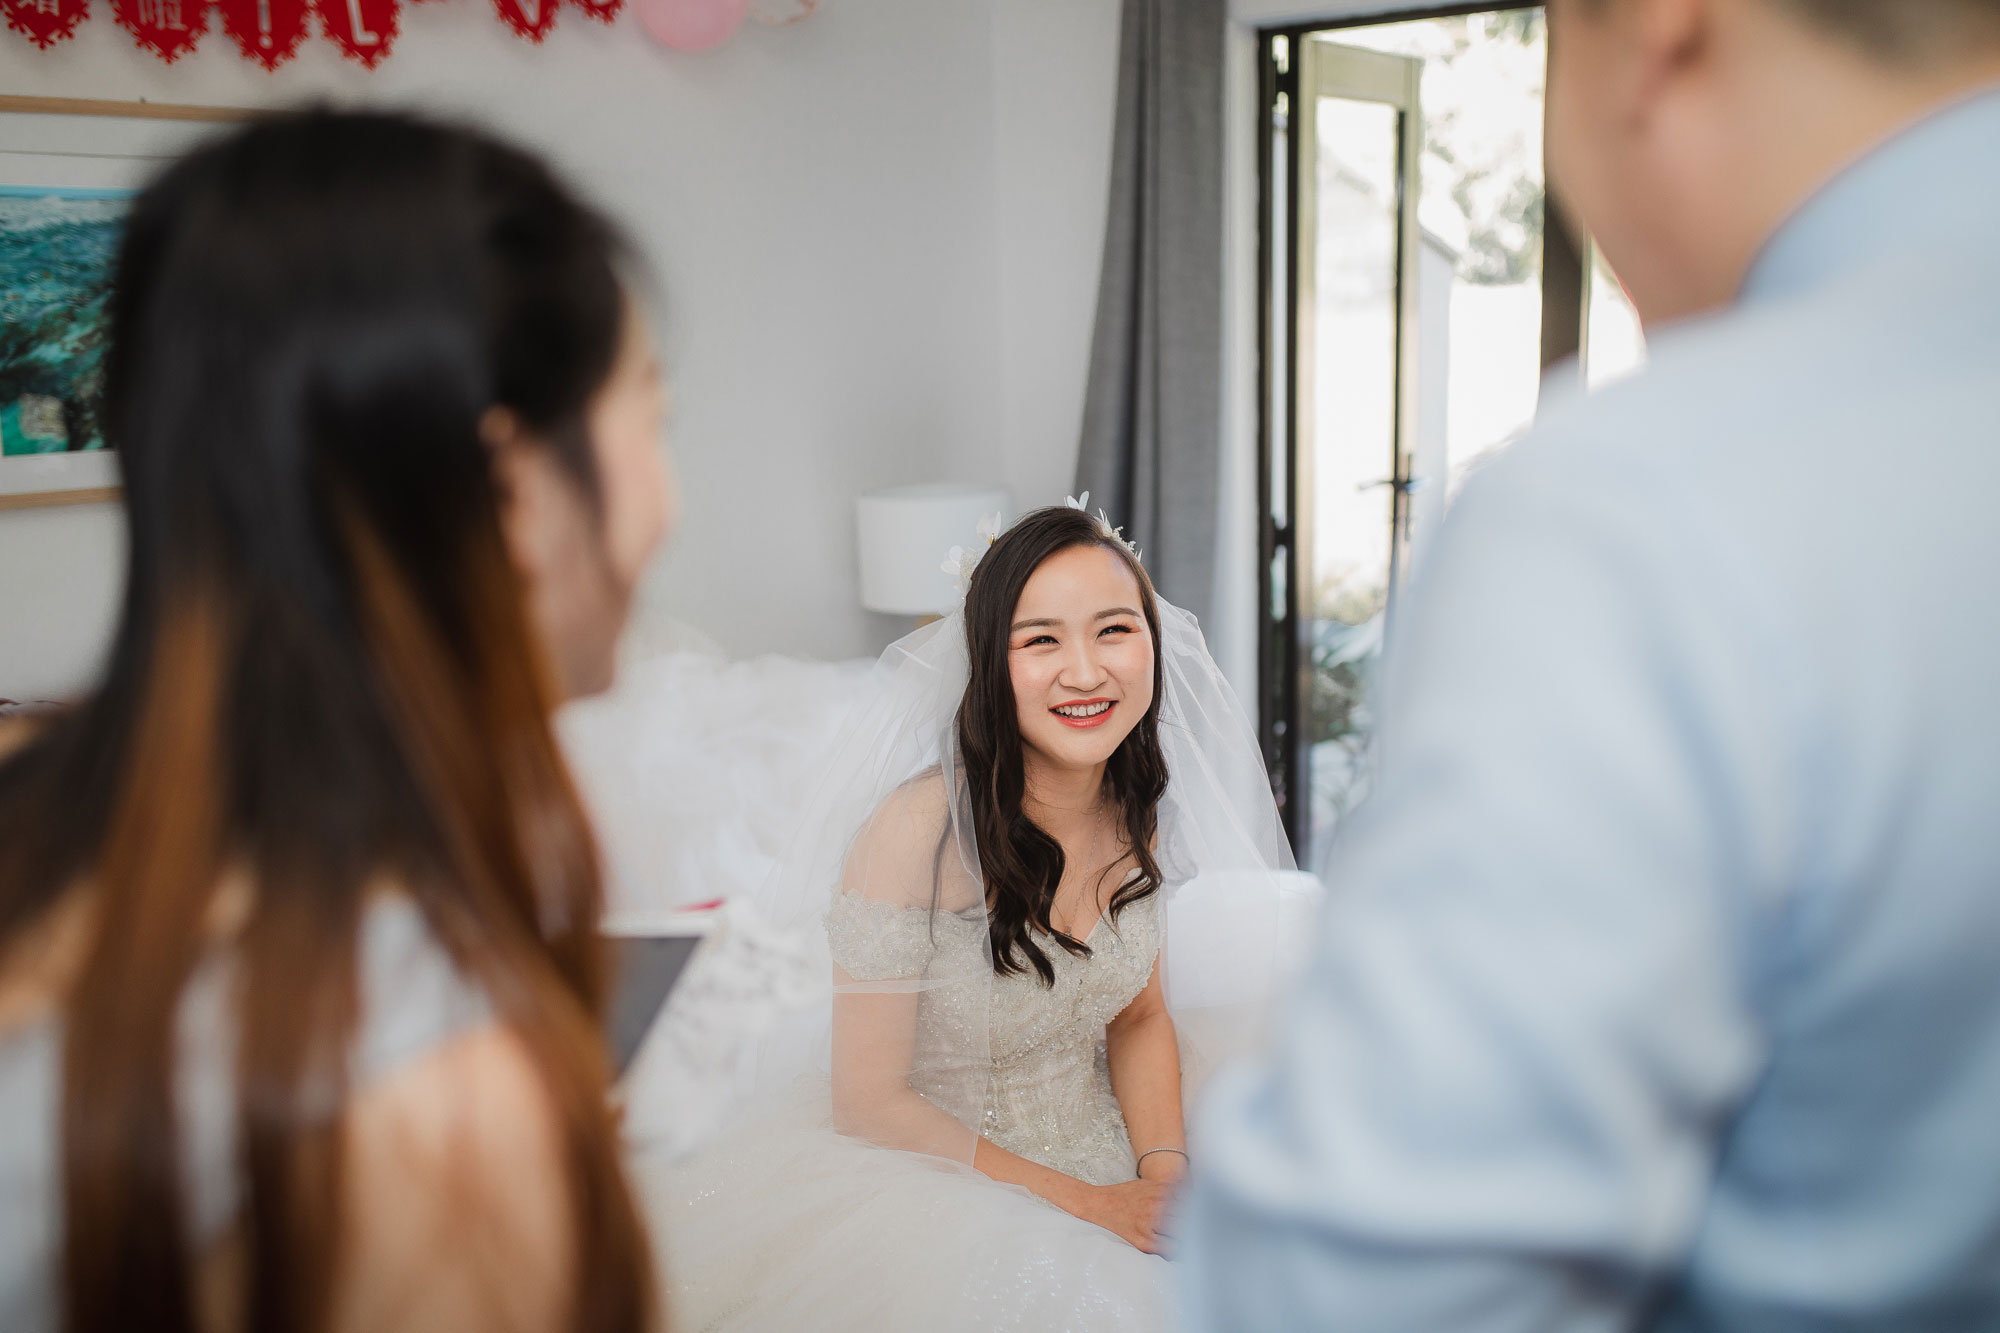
[
  {"left": 0, "top": 110, "right": 651, "bottom": 1333},
  {"left": 956, "top": 506, "right": 1168, "bottom": 986}
]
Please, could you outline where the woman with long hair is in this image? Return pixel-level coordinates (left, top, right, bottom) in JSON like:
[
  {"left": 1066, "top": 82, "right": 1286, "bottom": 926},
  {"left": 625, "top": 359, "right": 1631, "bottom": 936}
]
[
  {"left": 0, "top": 109, "right": 671, "bottom": 1333},
  {"left": 647, "top": 504, "right": 1301, "bottom": 1329}
]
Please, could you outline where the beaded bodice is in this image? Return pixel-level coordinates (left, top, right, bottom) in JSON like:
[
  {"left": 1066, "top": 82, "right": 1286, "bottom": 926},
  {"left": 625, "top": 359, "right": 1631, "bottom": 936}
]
[{"left": 825, "top": 891, "right": 1162, "bottom": 1186}]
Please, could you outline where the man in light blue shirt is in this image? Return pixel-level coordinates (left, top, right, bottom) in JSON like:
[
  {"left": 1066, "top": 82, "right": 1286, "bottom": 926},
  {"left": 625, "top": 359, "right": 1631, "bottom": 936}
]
[{"left": 1182, "top": 1, "right": 2000, "bottom": 1327}]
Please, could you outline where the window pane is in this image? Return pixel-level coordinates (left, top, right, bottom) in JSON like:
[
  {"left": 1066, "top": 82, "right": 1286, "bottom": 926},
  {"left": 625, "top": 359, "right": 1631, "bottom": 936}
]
[
  {"left": 1304, "top": 93, "right": 1401, "bottom": 871},
  {"left": 1329, "top": 10, "right": 1548, "bottom": 498}
]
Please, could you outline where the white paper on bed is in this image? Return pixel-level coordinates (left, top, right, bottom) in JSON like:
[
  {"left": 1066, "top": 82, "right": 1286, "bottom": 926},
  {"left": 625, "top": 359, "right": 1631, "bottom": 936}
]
[{"left": 615, "top": 902, "right": 825, "bottom": 1160}]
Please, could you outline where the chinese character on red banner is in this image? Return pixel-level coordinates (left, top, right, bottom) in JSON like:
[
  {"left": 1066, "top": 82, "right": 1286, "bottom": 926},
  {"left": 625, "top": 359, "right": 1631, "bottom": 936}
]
[
  {"left": 2, "top": 0, "right": 90, "bottom": 48},
  {"left": 111, "top": 0, "right": 210, "bottom": 61},
  {"left": 314, "top": 0, "right": 397, "bottom": 66},
  {"left": 217, "top": 0, "right": 310, "bottom": 68}
]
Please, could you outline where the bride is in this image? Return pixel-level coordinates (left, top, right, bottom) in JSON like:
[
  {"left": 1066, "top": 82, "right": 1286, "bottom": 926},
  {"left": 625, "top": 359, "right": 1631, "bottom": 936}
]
[{"left": 638, "top": 502, "right": 1300, "bottom": 1330}]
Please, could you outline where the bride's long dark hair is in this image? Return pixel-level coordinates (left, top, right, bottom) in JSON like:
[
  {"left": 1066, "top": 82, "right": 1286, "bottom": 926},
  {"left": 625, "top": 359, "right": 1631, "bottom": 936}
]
[{"left": 957, "top": 507, "right": 1169, "bottom": 986}]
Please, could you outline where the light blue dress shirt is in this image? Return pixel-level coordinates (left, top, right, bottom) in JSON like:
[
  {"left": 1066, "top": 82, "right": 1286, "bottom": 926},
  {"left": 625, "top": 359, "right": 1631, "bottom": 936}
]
[{"left": 1181, "top": 86, "right": 2000, "bottom": 1331}]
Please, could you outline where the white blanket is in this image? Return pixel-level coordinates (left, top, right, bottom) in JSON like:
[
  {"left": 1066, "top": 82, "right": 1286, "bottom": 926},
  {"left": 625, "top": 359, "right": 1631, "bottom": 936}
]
[{"left": 559, "top": 649, "right": 883, "bottom": 926}]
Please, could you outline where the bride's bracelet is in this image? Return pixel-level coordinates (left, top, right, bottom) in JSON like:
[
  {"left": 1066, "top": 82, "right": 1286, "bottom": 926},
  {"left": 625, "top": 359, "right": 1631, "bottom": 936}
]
[{"left": 1135, "top": 1146, "right": 1188, "bottom": 1173}]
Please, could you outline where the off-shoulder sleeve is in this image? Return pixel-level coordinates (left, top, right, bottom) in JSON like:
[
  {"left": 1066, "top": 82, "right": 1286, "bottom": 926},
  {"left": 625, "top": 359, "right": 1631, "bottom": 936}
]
[
  {"left": 824, "top": 893, "right": 948, "bottom": 981},
  {"left": 824, "top": 769, "right": 986, "bottom": 982}
]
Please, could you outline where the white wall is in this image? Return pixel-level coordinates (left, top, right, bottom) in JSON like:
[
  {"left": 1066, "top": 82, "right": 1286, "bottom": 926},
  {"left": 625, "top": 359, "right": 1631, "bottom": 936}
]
[
  {"left": 0, "top": 502, "right": 123, "bottom": 699},
  {"left": 991, "top": 0, "right": 1121, "bottom": 516},
  {"left": 0, "top": 0, "right": 1120, "bottom": 697}
]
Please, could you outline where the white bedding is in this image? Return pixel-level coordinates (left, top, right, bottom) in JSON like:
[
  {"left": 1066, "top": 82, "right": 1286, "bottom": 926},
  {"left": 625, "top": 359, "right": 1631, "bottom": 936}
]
[{"left": 557, "top": 648, "right": 884, "bottom": 925}]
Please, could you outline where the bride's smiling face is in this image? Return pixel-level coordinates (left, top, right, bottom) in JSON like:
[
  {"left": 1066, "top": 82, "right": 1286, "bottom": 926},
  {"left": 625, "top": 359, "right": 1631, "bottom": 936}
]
[{"left": 1007, "top": 543, "right": 1157, "bottom": 774}]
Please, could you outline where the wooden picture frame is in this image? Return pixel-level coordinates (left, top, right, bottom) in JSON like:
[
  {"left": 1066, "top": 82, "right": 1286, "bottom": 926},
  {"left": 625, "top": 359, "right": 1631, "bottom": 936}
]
[{"left": 0, "top": 95, "right": 249, "bottom": 511}]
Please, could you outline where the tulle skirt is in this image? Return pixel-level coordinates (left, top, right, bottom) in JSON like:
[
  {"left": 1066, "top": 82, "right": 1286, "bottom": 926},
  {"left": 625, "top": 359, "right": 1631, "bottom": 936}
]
[{"left": 633, "top": 1079, "right": 1177, "bottom": 1332}]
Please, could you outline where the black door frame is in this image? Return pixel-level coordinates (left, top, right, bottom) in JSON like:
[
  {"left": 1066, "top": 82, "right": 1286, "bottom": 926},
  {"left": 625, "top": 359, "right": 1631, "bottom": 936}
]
[{"left": 1256, "top": 3, "right": 1586, "bottom": 854}]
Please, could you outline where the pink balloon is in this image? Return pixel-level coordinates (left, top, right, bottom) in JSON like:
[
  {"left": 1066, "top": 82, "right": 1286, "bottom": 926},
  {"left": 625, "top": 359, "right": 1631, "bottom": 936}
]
[{"left": 634, "top": 0, "right": 751, "bottom": 51}]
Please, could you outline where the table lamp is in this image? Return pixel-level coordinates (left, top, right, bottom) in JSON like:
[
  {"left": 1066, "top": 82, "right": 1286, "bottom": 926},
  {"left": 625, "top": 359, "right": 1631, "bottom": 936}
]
[{"left": 856, "top": 483, "right": 1011, "bottom": 618}]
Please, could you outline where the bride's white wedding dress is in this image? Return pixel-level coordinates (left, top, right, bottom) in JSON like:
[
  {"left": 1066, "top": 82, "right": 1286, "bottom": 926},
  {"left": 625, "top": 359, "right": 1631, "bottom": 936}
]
[
  {"left": 627, "top": 593, "right": 1301, "bottom": 1331},
  {"left": 637, "top": 890, "right": 1174, "bottom": 1331}
]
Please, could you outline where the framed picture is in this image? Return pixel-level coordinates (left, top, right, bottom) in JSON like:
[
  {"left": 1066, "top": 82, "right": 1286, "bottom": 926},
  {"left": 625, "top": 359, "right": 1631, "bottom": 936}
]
[{"left": 0, "top": 96, "right": 246, "bottom": 511}]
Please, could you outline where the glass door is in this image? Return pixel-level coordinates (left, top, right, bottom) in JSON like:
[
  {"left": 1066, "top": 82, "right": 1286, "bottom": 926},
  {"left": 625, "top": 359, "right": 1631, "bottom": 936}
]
[
  {"left": 1290, "top": 40, "right": 1423, "bottom": 873},
  {"left": 1262, "top": 10, "right": 1597, "bottom": 870}
]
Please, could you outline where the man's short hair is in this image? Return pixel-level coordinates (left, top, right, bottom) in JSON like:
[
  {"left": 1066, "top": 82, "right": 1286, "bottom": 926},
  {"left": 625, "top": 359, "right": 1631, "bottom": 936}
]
[{"left": 1768, "top": 0, "right": 2000, "bottom": 59}]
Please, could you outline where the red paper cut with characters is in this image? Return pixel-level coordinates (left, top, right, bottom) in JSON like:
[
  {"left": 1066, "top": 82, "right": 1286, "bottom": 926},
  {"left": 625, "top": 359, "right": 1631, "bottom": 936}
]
[
  {"left": 112, "top": 0, "right": 210, "bottom": 61},
  {"left": 218, "top": 0, "right": 310, "bottom": 68},
  {"left": 6, "top": 0, "right": 795, "bottom": 61},
  {"left": 314, "top": 0, "right": 397, "bottom": 65},
  {"left": 494, "top": 0, "right": 557, "bottom": 41},
  {"left": 2, "top": 0, "right": 90, "bottom": 49}
]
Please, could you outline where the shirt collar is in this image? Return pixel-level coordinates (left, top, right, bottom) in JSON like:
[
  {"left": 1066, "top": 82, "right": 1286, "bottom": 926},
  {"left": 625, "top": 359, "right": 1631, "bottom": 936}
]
[{"left": 1742, "top": 81, "right": 2000, "bottom": 304}]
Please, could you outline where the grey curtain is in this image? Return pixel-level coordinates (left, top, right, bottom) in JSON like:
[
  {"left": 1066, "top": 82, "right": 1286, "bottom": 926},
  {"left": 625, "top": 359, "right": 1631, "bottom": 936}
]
[{"left": 1075, "top": 0, "right": 1227, "bottom": 629}]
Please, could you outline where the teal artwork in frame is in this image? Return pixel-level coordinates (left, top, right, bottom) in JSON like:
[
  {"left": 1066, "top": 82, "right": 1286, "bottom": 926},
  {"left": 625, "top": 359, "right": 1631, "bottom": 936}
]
[
  {"left": 0, "top": 95, "right": 239, "bottom": 508},
  {"left": 0, "top": 184, "right": 128, "bottom": 461}
]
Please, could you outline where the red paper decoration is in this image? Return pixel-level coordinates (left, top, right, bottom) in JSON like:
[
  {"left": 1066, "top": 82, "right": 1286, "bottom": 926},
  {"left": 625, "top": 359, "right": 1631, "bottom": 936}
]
[
  {"left": 2, "top": 0, "right": 89, "bottom": 48},
  {"left": 217, "top": 0, "right": 309, "bottom": 68},
  {"left": 493, "top": 0, "right": 556, "bottom": 41},
  {"left": 4, "top": 0, "right": 782, "bottom": 61},
  {"left": 314, "top": 0, "right": 397, "bottom": 66},
  {"left": 111, "top": 0, "right": 210, "bottom": 61}
]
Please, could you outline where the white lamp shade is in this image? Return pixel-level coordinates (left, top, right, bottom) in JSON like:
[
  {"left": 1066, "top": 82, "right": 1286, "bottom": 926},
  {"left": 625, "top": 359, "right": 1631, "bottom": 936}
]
[{"left": 856, "top": 483, "right": 1011, "bottom": 615}]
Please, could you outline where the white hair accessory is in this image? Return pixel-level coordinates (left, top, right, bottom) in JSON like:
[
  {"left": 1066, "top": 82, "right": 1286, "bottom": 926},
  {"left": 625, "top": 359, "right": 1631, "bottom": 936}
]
[
  {"left": 942, "top": 496, "right": 1146, "bottom": 604},
  {"left": 1065, "top": 492, "right": 1142, "bottom": 563},
  {"left": 940, "top": 511, "right": 1005, "bottom": 597}
]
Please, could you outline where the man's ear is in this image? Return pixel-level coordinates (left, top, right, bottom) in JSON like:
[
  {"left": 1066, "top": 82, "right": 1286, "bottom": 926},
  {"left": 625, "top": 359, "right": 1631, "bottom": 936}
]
[{"left": 1628, "top": 0, "right": 1713, "bottom": 119}]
